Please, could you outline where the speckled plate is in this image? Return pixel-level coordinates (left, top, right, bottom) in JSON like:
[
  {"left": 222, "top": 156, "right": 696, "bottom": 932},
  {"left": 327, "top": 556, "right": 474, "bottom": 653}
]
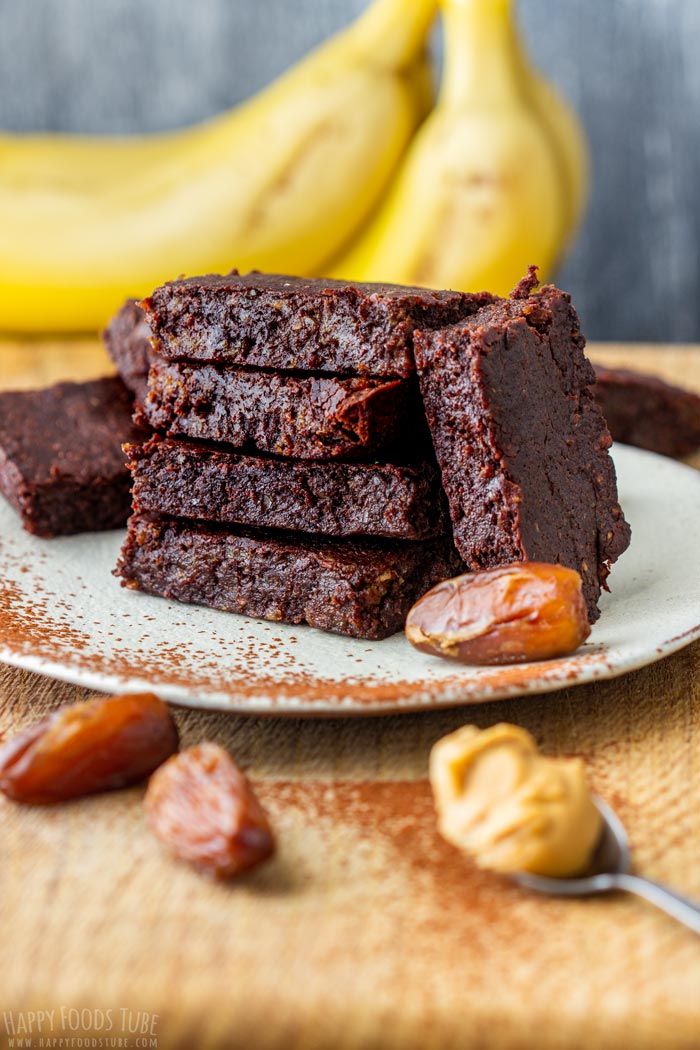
[{"left": 1, "top": 444, "right": 699, "bottom": 716}]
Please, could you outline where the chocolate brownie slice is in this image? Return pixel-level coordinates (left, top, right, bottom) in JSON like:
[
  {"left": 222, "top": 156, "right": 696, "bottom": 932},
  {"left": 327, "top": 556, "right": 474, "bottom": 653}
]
[
  {"left": 414, "top": 273, "right": 631, "bottom": 621},
  {"left": 0, "top": 377, "right": 142, "bottom": 537},
  {"left": 593, "top": 365, "right": 700, "bottom": 459},
  {"left": 126, "top": 436, "right": 447, "bottom": 540},
  {"left": 106, "top": 298, "right": 700, "bottom": 460},
  {"left": 141, "top": 272, "right": 494, "bottom": 377},
  {"left": 142, "top": 359, "right": 423, "bottom": 460},
  {"left": 103, "top": 299, "right": 152, "bottom": 404},
  {"left": 115, "top": 515, "right": 463, "bottom": 640}
]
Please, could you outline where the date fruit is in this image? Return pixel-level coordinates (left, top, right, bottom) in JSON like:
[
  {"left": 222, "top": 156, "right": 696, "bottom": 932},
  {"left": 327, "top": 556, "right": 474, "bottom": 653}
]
[
  {"left": 144, "top": 743, "right": 275, "bottom": 879},
  {"left": 406, "top": 562, "right": 591, "bottom": 665},
  {"left": 0, "top": 692, "right": 179, "bottom": 804}
]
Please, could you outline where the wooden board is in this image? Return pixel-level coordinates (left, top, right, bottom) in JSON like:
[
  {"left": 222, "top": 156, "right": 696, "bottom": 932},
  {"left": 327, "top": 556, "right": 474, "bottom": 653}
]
[{"left": 1, "top": 341, "right": 700, "bottom": 1050}]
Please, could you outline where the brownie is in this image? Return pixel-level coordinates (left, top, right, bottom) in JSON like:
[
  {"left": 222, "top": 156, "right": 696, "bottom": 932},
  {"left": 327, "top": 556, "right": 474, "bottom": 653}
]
[
  {"left": 593, "top": 365, "right": 700, "bottom": 458},
  {"left": 115, "top": 515, "right": 463, "bottom": 640},
  {"left": 103, "top": 299, "right": 153, "bottom": 404},
  {"left": 142, "top": 359, "right": 423, "bottom": 460},
  {"left": 0, "top": 377, "right": 143, "bottom": 537},
  {"left": 141, "top": 272, "right": 494, "bottom": 377},
  {"left": 414, "top": 273, "right": 631, "bottom": 621},
  {"left": 126, "top": 436, "right": 447, "bottom": 540}
]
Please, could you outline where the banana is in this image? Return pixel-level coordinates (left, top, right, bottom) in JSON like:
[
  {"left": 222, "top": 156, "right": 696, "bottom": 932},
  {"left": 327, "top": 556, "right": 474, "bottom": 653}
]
[
  {"left": 523, "top": 71, "right": 589, "bottom": 241},
  {"left": 328, "top": 0, "right": 580, "bottom": 296},
  {"left": 505, "top": 7, "right": 588, "bottom": 244},
  {"left": 0, "top": 0, "right": 437, "bottom": 332}
]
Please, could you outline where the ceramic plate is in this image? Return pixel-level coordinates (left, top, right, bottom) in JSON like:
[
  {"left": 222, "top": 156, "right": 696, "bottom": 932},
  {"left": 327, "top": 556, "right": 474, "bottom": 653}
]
[{"left": 1, "top": 445, "right": 699, "bottom": 716}]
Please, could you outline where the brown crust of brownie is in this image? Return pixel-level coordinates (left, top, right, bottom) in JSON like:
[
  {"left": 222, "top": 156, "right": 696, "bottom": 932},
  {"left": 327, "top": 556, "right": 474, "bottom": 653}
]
[
  {"left": 415, "top": 285, "right": 631, "bottom": 621},
  {"left": 126, "top": 436, "right": 448, "bottom": 540},
  {"left": 103, "top": 300, "right": 153, "bottom": 404},
  {"left": 141, "top": 272, "right": 495, "bottom": 378},
  {"left": 114, "top": 515, "right": 463, "bottom": 640},
  {"left": 593, "top": 365, "right": 700, "bottom": 458},
  {"left": 0, "top": 377, "right": 142, "bottom": 537},
  {"left": 141, "top": 359, "right": 424, "bottom": 460}
]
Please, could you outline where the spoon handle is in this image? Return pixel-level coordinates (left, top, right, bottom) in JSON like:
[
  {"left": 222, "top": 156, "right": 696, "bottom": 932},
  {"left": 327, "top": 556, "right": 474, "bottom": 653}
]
[{"left": 612, "top": 873, "right": 700, "bottom": 934}]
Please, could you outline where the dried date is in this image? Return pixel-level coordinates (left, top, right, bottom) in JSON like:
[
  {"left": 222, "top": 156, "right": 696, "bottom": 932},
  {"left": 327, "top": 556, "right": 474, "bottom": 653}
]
[
  {"left": 406, "top": 562, "right": 591, "bottom": 665},
  {"left": 144, "top": 743, "right": 275, "bottom": 879},
  {"left": 0, "top": 692, "right": 179, "bottom": 804}
]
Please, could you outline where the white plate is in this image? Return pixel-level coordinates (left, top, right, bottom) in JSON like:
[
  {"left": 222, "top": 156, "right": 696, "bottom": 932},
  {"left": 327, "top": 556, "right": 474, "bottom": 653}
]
[{"left": 0, "top": 445, "right": 698, "bottom": 716}]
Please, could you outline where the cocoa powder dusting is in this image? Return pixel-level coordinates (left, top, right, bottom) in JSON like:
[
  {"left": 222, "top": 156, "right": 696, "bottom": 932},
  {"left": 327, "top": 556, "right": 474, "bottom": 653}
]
[
  {"left": 0, "top": 578, "right": 91, "bottom": 660},
  {"left": 0, "top": 529, "right": 616, "bottom": 711},
  {"left": 258, "top": 778, "right": 537, "bottom": 939}
]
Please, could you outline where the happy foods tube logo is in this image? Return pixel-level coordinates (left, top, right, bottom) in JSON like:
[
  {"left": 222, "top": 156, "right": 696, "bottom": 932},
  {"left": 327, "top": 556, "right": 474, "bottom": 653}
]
[{"left": 2, "top": 1007, "right": 159, "bottom": 1048}]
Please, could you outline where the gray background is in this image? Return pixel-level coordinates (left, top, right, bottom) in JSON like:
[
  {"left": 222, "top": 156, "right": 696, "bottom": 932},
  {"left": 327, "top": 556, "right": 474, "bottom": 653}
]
[{"left": 1, "top": 0, "right": 697, "bottom": 343}]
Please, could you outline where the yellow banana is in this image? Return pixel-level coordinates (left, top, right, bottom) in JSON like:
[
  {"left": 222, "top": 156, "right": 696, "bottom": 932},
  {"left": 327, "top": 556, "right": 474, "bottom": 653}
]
[
  {"left": 523, "top": 71, "right": 589, "bottom": 241},
  {"left": 329, "top": 0, "right": 578, "bottom": 296},
  {"left": 506, "top": 9, "right": 588, "bottom": 243},
  {"left": 0, "top": 0, "right": 437, "bottom": 333}
]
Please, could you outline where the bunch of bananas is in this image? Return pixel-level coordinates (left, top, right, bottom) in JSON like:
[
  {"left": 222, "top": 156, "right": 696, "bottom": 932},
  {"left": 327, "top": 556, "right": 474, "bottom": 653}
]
[{"left": 0, "top": 0, "right": 588, "bottom": 333}]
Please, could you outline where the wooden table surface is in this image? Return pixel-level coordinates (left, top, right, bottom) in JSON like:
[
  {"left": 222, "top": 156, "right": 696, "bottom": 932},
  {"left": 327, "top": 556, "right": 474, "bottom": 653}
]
[{"left": 1, "top": 340, "right": 699, "bottom": 1050}]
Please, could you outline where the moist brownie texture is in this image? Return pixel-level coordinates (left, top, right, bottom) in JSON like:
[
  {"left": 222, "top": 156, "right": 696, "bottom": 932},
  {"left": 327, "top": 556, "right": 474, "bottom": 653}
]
[
  {"left": 103, "top": 299, "right": 153, "bottom": 404},
  {"left": 127, "top": 436, "right": 448, "bottom": 540},
  {"left": 141, "top": 272, "right": 494, "bottom": 377},
  {"left": 414, "top": 278, "right": 631, "bottom": 621},
  {"left": 593, "top": 365, "right": 700, "bottom": 459},
  {"left": 115, "top": 515, "right": 464, "bottom": 640},
  {"left": 106, "top": 296, "right": 685, "bottom": 459},
  {"left": 0, "top": 377, "right": 142, "bottom": 537},
  {"left": 142, "top": 359, "right": 422, "bottom": 460}
]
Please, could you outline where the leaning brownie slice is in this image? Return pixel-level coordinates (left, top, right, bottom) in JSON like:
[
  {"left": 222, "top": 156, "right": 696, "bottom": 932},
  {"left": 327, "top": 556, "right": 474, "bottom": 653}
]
[
  {"left": 115, "top": 516, "right": 463, "bottom": 640},
  {"left": 127, "top": 436, "right": 448, "bottom": 540},
  {"left": 414, "top": 274, "right": 631, "bottom": 621},
  {"left": 142, "top": 360, "right": 423, "bottom": 460},
  {"left": 103, "top": 299, "right": 153, "bottom": 404},
  {"left": 0, "top": 377, "right": 143, "bottom": 537},
  {"left": 142, "top": 272, "right": 494, "bottom": 377}
]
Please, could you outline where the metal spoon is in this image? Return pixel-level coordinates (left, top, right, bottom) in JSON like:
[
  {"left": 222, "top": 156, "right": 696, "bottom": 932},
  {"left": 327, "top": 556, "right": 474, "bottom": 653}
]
[{"left": 513, "top": 797, "right": 700, "bottom": 934}]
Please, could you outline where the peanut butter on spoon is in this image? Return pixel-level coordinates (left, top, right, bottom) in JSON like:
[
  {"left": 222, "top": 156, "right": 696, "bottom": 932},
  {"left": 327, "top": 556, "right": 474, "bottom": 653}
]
[{"left": 430, "top": 724, "right": 602, "bottom": 878}]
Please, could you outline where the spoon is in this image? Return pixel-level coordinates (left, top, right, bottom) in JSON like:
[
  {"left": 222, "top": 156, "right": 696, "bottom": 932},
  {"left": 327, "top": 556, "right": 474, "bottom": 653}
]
[{"left": 512, "top": 797, "right": 700, "bottom": 934}]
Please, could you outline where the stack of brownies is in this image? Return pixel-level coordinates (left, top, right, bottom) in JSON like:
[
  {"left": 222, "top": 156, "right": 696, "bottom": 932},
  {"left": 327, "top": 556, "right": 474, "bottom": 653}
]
[
  {"left": 109, "top": 275, "right": 489, "bottom": 639},
  {"left": 108, "top": 269, "right": 630, "bottom": 639}
]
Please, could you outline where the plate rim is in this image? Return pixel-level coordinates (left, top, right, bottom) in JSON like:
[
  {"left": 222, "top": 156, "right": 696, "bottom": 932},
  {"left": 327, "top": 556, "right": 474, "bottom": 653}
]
[
  {"left": 1, "top": 443, "right": 699, "bottom": 717},
  {"left": 1, "top": 620, "right": 699, "bottom": 717}
]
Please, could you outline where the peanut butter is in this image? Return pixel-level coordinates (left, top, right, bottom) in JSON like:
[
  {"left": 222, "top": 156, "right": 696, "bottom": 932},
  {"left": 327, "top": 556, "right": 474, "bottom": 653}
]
[{"left": 429, "top": 723, "right": 602, "bottom": 877}]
